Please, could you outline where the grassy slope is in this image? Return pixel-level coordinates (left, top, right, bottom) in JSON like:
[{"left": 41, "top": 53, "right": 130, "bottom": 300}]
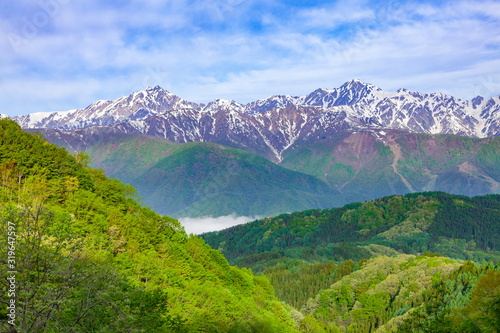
[
  {"left": 281, "top": 131, "right": 500, "bottom": 203},
  {"left": 134, "top": 142, "right": 340, "bottom": 217},
  {"left": 86, "top": 133, "right": 181, "bottom": 183},
  {"left": 66, "top": 133, "right": 341, "bottom": 218}
]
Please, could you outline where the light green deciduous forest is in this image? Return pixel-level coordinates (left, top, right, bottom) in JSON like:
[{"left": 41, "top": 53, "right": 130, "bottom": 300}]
[
  {"left": 0, "top": 119, "right": 297, "bottom": 332},
  {"left": 1, "top": 119, "right": 499, "bottom": 332}
]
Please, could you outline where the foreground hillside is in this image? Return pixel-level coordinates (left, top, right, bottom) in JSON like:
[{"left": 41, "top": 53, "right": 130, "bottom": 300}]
[
  {"left": 0, "top": 119, "right": 298, "bottom": 332},
  {"left": 3, "top": 119, "right": 500, "bottom": 332}
]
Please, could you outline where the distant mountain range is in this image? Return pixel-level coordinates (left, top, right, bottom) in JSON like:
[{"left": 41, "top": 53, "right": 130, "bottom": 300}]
[
  {"left": 15, "top": 80, "right": 500, "bottom": 162},
  {"left": 15, "top": 80, "right": 500, "bottom": 218}
]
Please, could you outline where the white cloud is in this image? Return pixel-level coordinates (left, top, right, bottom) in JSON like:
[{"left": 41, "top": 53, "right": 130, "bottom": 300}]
[
  {"left": 178, "top": 214, "right": 263, "bottom": 235},
  {"left": 0, "top": 0, "right": 499, "bottom": 116},
  {"left": 178, "top": 0, "right": 500, "bottom": 102},
  {"left": 297, "top": 0, "right": 374, "bottom": 29}
]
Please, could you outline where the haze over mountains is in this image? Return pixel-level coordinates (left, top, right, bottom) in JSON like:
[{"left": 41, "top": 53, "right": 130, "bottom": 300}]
[{"left": 14, "top": 80, "right": 500, "bottom": 220}]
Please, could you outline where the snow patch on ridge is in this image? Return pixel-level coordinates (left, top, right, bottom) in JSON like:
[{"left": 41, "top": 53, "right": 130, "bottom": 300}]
[{"left": 12, "top": 81, "right": 500, "bottom": 158}]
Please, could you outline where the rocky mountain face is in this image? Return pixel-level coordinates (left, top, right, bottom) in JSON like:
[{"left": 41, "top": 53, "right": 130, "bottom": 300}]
[
  {"left": 13, "top": 81, "right": 500, "bottom": 218},
  {"left": 14, "top": 80, "right": 500, "bottom": 162},
  {"left": 35, "top": 127, "right": 500, "bottom": 218}
]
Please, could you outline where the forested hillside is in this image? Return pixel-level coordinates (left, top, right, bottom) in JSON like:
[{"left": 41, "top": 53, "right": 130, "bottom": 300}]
[
  {"left": 0, "top": 119, "right": 298, "bottom": 332},
  {"left": 202, "top": 193, "right": 500, "bottom": 332},
  {"left": 300, "top": 255, "right": 500, "bottom": 332},
  {"left": 3, "top": 118, "right": 499, "bottom": 332},
  {"left": 203, "top": 192, "right": 500, "bottom": 270}
]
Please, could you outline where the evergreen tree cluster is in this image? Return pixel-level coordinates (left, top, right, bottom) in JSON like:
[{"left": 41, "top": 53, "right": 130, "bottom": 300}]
[{"left": 203, "top": 192, "right": 500, "bottom": 268}]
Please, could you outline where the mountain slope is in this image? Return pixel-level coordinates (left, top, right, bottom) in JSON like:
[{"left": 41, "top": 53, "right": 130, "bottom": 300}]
[
  {"left": 202, "top": 192, "right": 500, "bottom": 269},
  {"left": 37, "top": 128, "right": 500, "bottom": 219},
  {"left": 37, "top": 129, "right": 340, "bottom": 218},
  {"left": 282, "top": 130, "right": 500, "bottom": 201},
  {"left": 134, "top": 142, "right": 340, "bottom": 217},
  {"left": 0, "top": 119, "right": 299, "bottom": 332}
]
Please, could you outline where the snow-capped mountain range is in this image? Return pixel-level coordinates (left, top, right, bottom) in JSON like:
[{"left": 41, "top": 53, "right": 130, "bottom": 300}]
[{"left": 14, "top": 79, "right": 500, "bottom": 161}]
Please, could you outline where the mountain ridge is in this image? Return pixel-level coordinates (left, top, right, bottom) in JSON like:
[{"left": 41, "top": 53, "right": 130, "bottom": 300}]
[
  {"left": 13, "top": 80, "right": 500, "bottom": 219},
  {"left": 14, "top": 80, "right": 500, "bottom": 162},
  {"left": 36, "top": 128, "right": 500, "bottom": 218}
]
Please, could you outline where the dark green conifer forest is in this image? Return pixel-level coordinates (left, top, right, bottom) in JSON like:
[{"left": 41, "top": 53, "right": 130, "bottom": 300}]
[
  {"left": 1, "top": 118, "right": 499, "bottom": 332},
  {"left": 203, "top": 192, "right": 500, "bottom": 332}
]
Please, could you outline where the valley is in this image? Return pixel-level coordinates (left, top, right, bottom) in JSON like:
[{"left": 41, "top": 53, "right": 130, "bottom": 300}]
[{"left": 202, "top": 191, "right": 500, "bottom": 331}]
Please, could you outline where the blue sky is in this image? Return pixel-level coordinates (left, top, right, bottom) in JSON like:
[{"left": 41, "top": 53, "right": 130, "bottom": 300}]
[{"left": 0, "top": 0, "right": 499, "bottom": 116}]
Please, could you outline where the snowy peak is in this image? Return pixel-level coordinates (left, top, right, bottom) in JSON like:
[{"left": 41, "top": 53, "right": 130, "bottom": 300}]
[
  {"left": 204, "top": 99, "right": 244, "bottom": 113},
  {"left": 302, "top": 80, "right": 386, "bottom": 109},
  {"left": 13, "top": 80, "right": 500, "bottom": 162},
  {"left": 337, "top": 79, "right": 381, "bottom": 103},
  {"left": 342, "top": 78, "right": 375, "bottom": 89},
  {"left": 244, "top": 94, "right": 305, "bottom": 114},
  {"left": 15, "top": 86, "right": 200, "bottom": 130},
  {"left": 243, "top": 80, "right": 388, "bottom": 114},
  {"left": 116, "top": 85, "right": 199, "bottom": 114}
]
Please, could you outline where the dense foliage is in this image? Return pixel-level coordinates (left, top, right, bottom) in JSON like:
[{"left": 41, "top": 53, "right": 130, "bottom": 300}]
[
  {"left": 302, "top": 255, "right": 500, "bottom": 332},
  {"left": 0, "top": 119, "right": 298, "bottom": 332},
  {"left": 202, "top": 190, "right": 500, "bottom": 332},
  {"left": 398, "top": 260, "right": 500, "bottom": 332},
  {"left": 248, "top": 253, "right": 500, "bottom": 332},
  {"left": 263, "top": 259, "right": 357, "bottom": 309},
  {"left": 5, "top": 119, "right": 500, "bottom": 332},
  {"left": 203, "top": 192, "right": 500, "bottom": 270}
]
